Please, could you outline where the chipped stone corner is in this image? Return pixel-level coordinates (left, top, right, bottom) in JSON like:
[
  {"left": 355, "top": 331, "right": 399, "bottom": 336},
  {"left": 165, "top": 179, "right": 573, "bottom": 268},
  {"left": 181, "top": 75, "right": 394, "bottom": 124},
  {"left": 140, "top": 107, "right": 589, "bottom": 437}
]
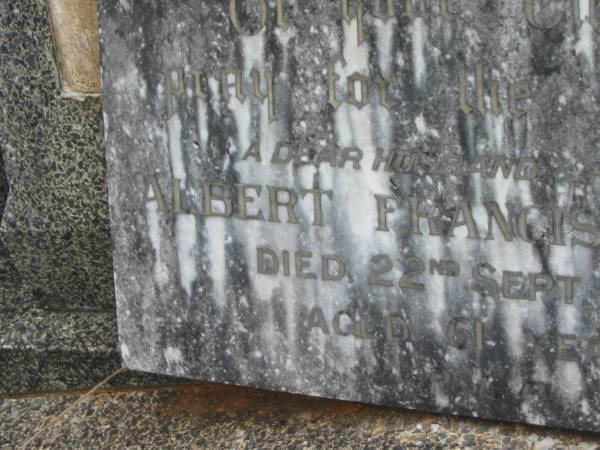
[{"left": 48, "top": 0, "right": 102, "bottom": 98}]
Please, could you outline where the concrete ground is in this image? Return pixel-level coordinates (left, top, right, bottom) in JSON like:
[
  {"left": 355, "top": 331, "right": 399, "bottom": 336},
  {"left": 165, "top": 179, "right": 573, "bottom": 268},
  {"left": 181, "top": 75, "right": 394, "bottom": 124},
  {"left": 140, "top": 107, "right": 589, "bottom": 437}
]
[{"left": 2, "top": 378, "right": 600, "bottom": 449}]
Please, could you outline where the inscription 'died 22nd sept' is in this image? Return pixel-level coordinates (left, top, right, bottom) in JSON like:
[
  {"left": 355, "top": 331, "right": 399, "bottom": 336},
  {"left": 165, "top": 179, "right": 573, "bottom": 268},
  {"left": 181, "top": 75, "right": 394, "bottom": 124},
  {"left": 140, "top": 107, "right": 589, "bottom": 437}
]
[{"left": 100, "top": 0, "right": 600, "bottom": 432}]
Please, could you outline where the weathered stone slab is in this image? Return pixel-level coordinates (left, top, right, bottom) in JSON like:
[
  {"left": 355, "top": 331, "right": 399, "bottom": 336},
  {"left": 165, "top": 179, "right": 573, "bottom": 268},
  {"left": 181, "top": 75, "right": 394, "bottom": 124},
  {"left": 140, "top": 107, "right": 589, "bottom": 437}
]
[{"left": 99, "top": 0, "right": 600, "bottom": 432}]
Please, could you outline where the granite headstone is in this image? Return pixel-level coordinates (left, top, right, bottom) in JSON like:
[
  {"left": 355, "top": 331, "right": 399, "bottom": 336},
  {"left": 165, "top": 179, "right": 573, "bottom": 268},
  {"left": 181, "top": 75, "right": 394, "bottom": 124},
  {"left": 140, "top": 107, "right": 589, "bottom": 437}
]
[{"left": 99, "top": 0, "right": 600, "bottom": 432}]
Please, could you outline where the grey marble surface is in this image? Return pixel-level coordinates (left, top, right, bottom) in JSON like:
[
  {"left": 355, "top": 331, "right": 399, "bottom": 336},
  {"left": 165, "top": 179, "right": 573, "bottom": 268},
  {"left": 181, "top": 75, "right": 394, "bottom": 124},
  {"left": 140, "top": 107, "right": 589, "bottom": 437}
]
[{"left": 100, "top": 0, "right": 600, "bottom": 432}]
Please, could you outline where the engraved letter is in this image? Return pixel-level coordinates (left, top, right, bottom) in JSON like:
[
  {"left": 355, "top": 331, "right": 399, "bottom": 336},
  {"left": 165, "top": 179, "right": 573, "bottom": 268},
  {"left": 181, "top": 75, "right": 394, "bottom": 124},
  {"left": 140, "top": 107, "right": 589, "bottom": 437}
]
[
  {"left": 485, "top": 201, "right": 514, "bottom": 242},
  {"left": 347, "top": 72, "right": 370, "bottom": 109},
  {"left": 509, "top": 80, "right": 531, "bottom": 119},
  {"left": 447, "top": 318, "right": 484, "bottom": 351},
  {"left": 342, "top": 0, "right": 365, "bottom": 45},
  {"left": 472, "top": 263, "right": 500, "bottom": 296},
  {"left": 520, "top": 382, "right": 547, "bottom": 399},
  {"left": 243, "top": 143, "right": 262, "bottom": 162},
  {"left": 376, "top": 195, "right": 400, "bottom": 232},
  {"left": 372, "top": 148, "right": 397, "bottom": 171},
  {"left": 385, "top": 315, "right": 410, "bottom": 343},
  {"left": 557, "top": 275, "right": 581, "bottom": 304},
  {"left": 296, "top": 251, "right": 317, "bottom": 279},
  {"left": 409, "top": 197, "right": 443, "bottom": 236},
  {"left": 269, "top": 187, "right": 300, "bottom": 224},
  {"left": 271, "top": 143, "right": 294, "bottom": 164},
  {"left": 503, "top": 271, "right": 528, "bottom": 300},
  {"left": 163, "top": 67, "right": 185, "bottom": 119},
  {"left": 145, "top": 175, "right": 168, "bottom": 211},
  {"left": 459, "top": 63, "right": 501, "bottom": 116},
  {"left": 333, "top": 312, "right": 353, "bottom": 336},
  {"left": 302, "top": 189, "right": 333, "bottom": 227},
  {"left": 251, "top": 69, "right": 276, "bottom": 123},
  {"left": 440, "top": 0, "right": 460, "bottom": 17},
  {"left": 202, "top": 183, "right": 233, "bottom": 217},
  {"left": 276, "top": 0, "right": 289, "bottom": 30},
  {"left": 373, "top": 0, "right": 396, "bottom": 21},
  {"left": 375, "top": 75, "right": 397, "bottom": 110},
  {"left": 257, "top": 247, "right": 279, "bottom": 274},
  {"left": 172, "top": 178, "right": 186, "bottom": 214},
  {"left": 516, "top": 206, "right": 537, "bottom": 243},
  {"left": 229, "top": 0, "right": 268, "bottom": 35},
  {"left": 447, "top": 201, "right": 481, "bottom": 240},
  {"left": 222, "top": 67, "right": 246, "bottom": 103},
  {"left": 322, "top": 255, "right": 347, "bottom": 281},
  {"left": 572, "top": 209, "right": 600, "bottom": 249},
  {"left": 339, "top": 147, "right": 364, "bottom": 169},
  {"left": 328, "top": 53, "right": 348, "bottom": 110},
  {"left": 405, "top": 0, "right": 430, "bottom": 20},
  {"left": 557, "top": 334, "right": 578, "bottom": 361},
  {"left": 525, "top": 0, "right": 563, "bottom": 29},
  {"left": 237, "top": 184, "right": 265, "bottom": 221},
  {"left": 307, "top": 307, "right": 329, "bottom": 334},
  {"left": 528, "top": 273, "right": 555, "bottom": 301},
  {"left": 193, "top": 70, "right": 207, "bottom": 101},
  {"left": 588, "top": 337, "right": 600, "bottom": 362}
]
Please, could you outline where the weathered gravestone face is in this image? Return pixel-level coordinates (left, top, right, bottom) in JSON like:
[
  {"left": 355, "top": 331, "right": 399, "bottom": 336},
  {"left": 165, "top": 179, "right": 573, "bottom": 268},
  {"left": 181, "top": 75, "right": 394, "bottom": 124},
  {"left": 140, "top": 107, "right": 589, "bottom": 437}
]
[{"left": 99, "top": 0, "right": 600, "bottom": 431}]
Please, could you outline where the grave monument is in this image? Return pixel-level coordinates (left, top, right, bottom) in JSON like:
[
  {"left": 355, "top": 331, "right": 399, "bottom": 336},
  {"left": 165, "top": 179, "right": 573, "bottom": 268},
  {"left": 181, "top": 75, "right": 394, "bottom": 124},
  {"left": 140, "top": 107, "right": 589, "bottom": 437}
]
[{"left": 99, "top": 0, "right": 600, "bottom": 432}]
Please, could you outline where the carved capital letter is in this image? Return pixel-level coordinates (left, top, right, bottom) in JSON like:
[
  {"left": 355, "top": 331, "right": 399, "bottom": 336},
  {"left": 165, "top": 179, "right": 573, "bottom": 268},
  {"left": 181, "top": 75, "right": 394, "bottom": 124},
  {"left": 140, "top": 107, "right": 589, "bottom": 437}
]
[
  {"left": 327, "top": 53, "right": 348, "bottom": 110},
  {"left": 525, "top": 0, "right": 563, "bottom": 29},
  {"left": 163, "top": 66, "right": 185, "bottom": 119}
]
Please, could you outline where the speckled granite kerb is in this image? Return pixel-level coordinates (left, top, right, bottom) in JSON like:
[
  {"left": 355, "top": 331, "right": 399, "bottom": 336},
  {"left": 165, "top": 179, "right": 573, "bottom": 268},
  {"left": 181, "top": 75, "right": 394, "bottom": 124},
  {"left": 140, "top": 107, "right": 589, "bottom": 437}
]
[{"left": 0, "top": 0, "right": 113, "bottom": 310}]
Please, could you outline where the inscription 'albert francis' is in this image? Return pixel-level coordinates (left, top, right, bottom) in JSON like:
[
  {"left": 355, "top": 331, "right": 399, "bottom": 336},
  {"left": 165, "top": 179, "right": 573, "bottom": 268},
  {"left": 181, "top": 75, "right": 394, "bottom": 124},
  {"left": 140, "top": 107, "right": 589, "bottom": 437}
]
[{"left": 144, "top": 174, "right": 600, "bottom": 250}]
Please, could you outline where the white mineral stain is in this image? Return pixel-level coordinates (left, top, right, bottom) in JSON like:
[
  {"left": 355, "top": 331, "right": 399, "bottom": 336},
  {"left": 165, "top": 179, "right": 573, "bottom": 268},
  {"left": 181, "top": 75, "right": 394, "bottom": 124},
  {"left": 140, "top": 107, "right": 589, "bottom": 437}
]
[
  {"left": 411, "top": 17, "right": 427, "bottom": 88},
  {"left": 167, "top": 114, "right": 198, "bottom": 297},
  {"left": 374, "top": 17, "right": 396, "bottom": 77},
  {"left": 576, "top": 0, "right": 595, "bottom": 67},
  {"left": 118, "top": 0, "right": 131, "bottom": 12},
  {"left": 196, "top": 98, "right": 209, "bottom": 150},
  {"left": 415, "top": 114, "right": 427, "bottom": 134},
  {"left": 575, "top": 21, "right": 595, "bottom": 67},
  {"left": 205, "top": 79, "right": 227, "bottom": 308},
  {"left": 146, "top": 187, "right": 168, "bottom": 288},
  {"left": 164, "top": 346, "right": 183, "bottom": 371},
  {"left": 551, "top": 183, "right": 584, "bottom": 401},
  {"left": 235, "top": 28, "right": 306, "bottom": 380}
]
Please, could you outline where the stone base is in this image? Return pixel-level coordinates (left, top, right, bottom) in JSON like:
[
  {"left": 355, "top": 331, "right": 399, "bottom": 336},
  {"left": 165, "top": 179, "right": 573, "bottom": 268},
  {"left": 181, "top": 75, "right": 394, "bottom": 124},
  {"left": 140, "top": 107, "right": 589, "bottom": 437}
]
[
  {"left": 0, "top": 308, "right": 183, "bottom": 395},
  {"left": 3, "top": 383, "right": 600, "bottom": 449}
]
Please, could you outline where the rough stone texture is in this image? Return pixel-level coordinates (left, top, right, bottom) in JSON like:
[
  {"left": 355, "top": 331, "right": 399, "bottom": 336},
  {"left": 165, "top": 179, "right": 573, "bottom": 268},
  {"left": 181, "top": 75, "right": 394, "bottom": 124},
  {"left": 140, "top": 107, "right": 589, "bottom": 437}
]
[
  {"left": 0, "top": 309, "right": 119, "bottom": 394},
  {"left": 0, "top": 152, "right": 21, "bottom": 309},
  {"left": 0, "top": 0, "right": 113, "bottom": 310},
  {"left": 100, "top": 0, "right": 600, "bottom": 433},
  {"left": 48, "top": 0, "right": 102, "bottom": 95},
  {"left": 0, "top": 0, "right": 186, "bottom": 397},
  {"left": 3, "top": 383, "right": 600, "bottom": 449},
  {"left": 0, "top": 307, "right": 185, "bottom": 395}
]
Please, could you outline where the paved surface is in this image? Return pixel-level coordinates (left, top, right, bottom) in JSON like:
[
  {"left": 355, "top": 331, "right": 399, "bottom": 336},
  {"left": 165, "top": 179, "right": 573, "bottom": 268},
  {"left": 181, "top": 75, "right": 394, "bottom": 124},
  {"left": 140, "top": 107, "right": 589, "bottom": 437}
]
[{"left": 2, "top": 381, "right": 600, "bottom": 449}]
